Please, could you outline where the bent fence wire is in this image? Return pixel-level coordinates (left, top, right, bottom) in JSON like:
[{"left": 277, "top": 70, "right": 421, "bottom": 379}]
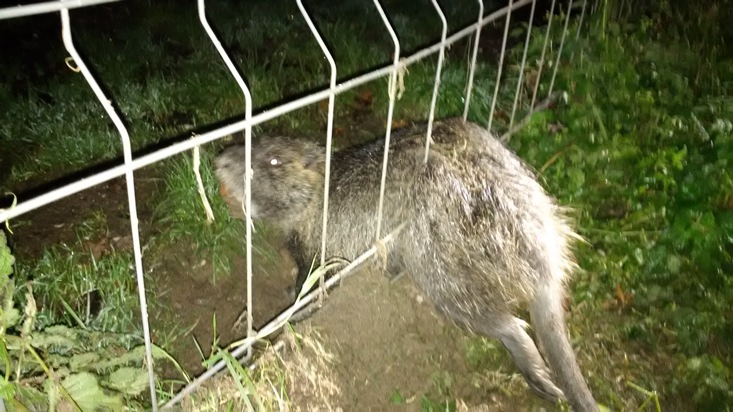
[{"left": 0, "top": 0, "right": 592, "bottom": 409}]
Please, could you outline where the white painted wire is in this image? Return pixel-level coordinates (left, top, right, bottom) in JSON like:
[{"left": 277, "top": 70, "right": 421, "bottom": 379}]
[
  {"left": 0, "top": 0, "right": 120, "bottom": 20},
  {"left": 487, "top": 0, "right": 514, "bottom": 131},
  {"left": 509, "top": 0, "right": 537, "bottom": 131},
  {"left": 0, "top": 0, "right": 531, "bottom": 225},
  {"left": 59, "top": 8, "right": 159, "bottom": 411},
  {"left": 372, "top": 0, "right": 400, "bottom": 242},
  {"left": 529, "top": 0, "right": 556, "bottom": 110},
  {"left": 576, "top": 0, "right": 588, "bottom": 40},
  {"left": 569, "top": 0, "right": 589, "bottom": 63},
  {"left": 296, "top": 0, "right": 337, "bottom": 296},
  {"left": 197, "top": 0, "right": 255, "bottom": 360},
  {"left": 423, "top": 0, "right": 448, "bottom": 163},
  {"left": 547, "top": 0, "right": 574, "bottom": 98},
  {"left": 462, "top": 0, "right": 484, "bottom": 122},
  {"left": 617, "top": 0, "right": 626, "bottom": 20}
]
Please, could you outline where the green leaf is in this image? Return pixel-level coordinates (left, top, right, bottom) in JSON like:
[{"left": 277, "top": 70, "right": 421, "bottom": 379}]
[
  {"left": 390, "top": 389, "right": 406, "bottom": 404},
  {"left": 62, "top": 372, "right": 123, "bottom": 411},
  {"left": 0, "top": 379, "right": 16, "bottom": 401},
  {"left": 667, "top": 255, "right": 682, "bottom": 274},
  {"left": 68, "top": 352, "right": 100, "bottom": 372},
  {"left": 0, "top": 232, "right": 14, "bottom": 278},
  {"left": 567, "top": 168, "right": 586, "bottom": 190},
  {"left": 105, "top": 367, "right": 150, "bottom": 396}
]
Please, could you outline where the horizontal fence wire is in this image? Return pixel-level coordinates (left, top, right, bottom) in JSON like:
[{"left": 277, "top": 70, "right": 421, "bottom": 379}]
[
  {"left": 0, "top": 0, "right": 533, "bottom": 224},
  {"left": 0, "top": 0, "right": 121, "bottom": 20}
]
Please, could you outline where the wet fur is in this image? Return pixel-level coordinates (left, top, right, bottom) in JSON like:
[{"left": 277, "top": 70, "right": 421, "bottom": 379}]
[{"left": 214, "top": 118, "right": 599, "bottom": 411}]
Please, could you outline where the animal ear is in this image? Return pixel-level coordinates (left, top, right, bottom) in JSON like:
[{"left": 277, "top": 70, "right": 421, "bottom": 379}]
[{"left": 301, "top": 146, "right": 324, "bottom": 172}]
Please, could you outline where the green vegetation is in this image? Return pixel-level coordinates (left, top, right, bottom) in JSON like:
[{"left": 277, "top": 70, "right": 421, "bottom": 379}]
[
  {"left": 0, "top": 0, "right": 731, "bottom": 409},
  {"left": 504, "top": 0, "right": 733, "bottom": 409},
  {"left": 0, "top": 229, "right": 181, "bottom": 409},
  {"left": 153, "top": 152, "right": 278, "bottom": 281}
]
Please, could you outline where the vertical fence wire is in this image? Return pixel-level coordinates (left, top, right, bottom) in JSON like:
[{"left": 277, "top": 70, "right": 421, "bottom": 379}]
[
  {"left": 588, "top": 0, "right": 599, "bottom": 38},
  {"left": 423, "top": 0, "right": 448, "bottom": 163},
  {"left": 576, "top": 0, "right": 588, "bottom": 40},
  {"left": 508, "top": 0, "right": 537, "bottom": 131},
  {"left": 373, "top": 0, "right": 400, "bottom": 242},
  {"left": 569, "top": 0, "right": 588, "bottom": 62},
  {"left": 529, "top": 0, "right": 556, "bottom": 109},
  {"left": 462, "top": 0, "right": 484, "bottom": 122},
  {"left": 59, "top": 8, "right": 159, "bottom": 411},
  {"left": 547, "top": 0, "right": 574, "bottom": 98},
  {"left": 197, "top": 0, "right": 255, "bottom": 360},
  {"left": 617, "top": 0, "right": 625, "bottom": 20},
  {"left": 296, "top": 0, "right": 338, "bottom": 297},
  {"left": 487, "top": 0, "right": 513, "bottom": 131}
]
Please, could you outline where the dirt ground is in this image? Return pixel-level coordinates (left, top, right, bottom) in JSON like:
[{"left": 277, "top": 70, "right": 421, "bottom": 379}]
[{"left": 287, "top": 265, "right": 551, "bottom": 411}]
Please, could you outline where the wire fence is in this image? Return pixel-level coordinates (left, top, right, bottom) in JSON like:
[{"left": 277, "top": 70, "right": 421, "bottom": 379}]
[{"left": 0, "top": 0, "right": 592, "bottom": 409}]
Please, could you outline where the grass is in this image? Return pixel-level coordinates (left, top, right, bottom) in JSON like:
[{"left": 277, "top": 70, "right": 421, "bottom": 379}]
[
  {"left": 177, "top": 325, "right": 339, "bottom": 411},
  {"left": 14, "top": 212, "right": 151, "bottom": 333},
  {"left": 152, "top": 150, "right": 280, "bottom": 281}
]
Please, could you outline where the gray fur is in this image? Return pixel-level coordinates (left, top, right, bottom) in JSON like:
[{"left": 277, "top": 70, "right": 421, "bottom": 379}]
[{"left": 214, "top": 118, "right": 599, "bottom": 411}]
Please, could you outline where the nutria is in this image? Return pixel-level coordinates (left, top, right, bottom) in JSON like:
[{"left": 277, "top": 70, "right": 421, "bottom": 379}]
[{"left": 214, "top": 117, "right": 599, "bottom": 411}]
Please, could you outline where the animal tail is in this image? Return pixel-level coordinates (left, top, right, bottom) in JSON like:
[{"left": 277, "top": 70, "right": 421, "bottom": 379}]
[{"left": 530, "top": 280, "right": 599, "bottom": 412}]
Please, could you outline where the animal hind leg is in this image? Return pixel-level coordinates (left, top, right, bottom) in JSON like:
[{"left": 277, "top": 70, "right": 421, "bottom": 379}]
[{"left": 473, "top": 314, "right": 566, "bottom": 403}]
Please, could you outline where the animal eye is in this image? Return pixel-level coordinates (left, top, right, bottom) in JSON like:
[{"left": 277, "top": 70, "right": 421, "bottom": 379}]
[{"left": 269, "top": 158, "right": 281, "bottom": 166}]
